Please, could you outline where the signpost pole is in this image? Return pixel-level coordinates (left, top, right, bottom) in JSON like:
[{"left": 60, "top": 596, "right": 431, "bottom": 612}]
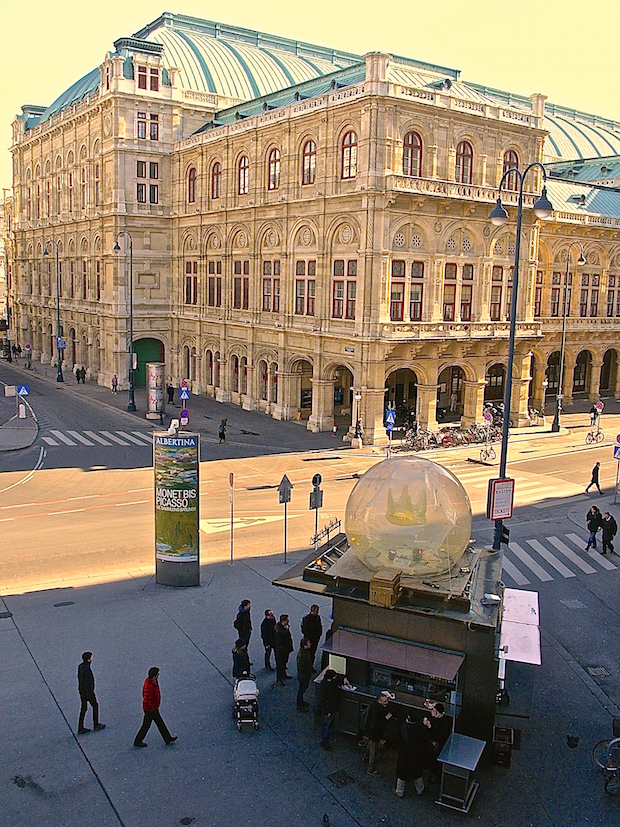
[
  {"left": 614, "top": 461, "right": 619, "bottom": 506},
  {"left": 278, "top": 474, "right": 293, "bottom": 564},
  {"left": 229, "top": 472, "right": 234, "bottom": 566},
  {"left": 284, "top": 498, "right": 288, "bottom": 564}
]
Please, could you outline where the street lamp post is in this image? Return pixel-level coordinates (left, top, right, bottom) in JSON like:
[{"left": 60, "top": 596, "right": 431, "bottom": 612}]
[
  {"left": 541, "top": 378, "right": 548, "bottom": 423},
  {"left": 551, "top": 242, "right": 585, "bottom": 433},
  {"left": 43, "top": 240, "right": 63, "bottom": 382},
  {"left": 489, "top": 163, "right": 553, "bottom": 550},
  {"left": 113, "top": 231, "right": 136, "bottom": 412}
]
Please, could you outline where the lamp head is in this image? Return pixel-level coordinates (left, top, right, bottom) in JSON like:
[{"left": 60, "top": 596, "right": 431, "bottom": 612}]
[
  {"left": 577, "top": 252, "right": 586, "bottom": 266},
  {"left": 489, "top": 197, "right": 508, "bottom": 226},
  {"left": 43, "top": 248, "right": 49, "bottom": 256},
  {"left": 113, "top": 242, "right": 121, "bottom": 251},
  {"left": 533, "top": 186, "right": 553, "bottom": 220}
]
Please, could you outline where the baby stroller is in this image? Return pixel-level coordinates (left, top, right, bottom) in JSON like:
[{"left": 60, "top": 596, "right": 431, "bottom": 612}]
[{"left": 233, "top": 673, "right": 260, "bottom": 731}]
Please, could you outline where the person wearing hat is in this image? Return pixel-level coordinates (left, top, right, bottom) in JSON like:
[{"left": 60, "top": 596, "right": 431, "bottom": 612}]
[
  {"left": 363, "top": 691, "right": 394, "bottom": 777},
  {"left": 232, "top": 639, "right": 251, "bottom": 677},
  {"left": 394, "top": 714, "right": 426, "bottom": 798}
]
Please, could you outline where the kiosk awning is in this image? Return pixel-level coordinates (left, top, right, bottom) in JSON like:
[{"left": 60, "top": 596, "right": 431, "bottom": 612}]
[{"left": 322, "top": 628, "right": 465, "bottom": 681}]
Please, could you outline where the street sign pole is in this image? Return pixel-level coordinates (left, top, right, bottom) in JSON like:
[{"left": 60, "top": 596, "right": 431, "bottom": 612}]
[
  {"left": 277, "top": 474, "right": 293, "bottom": 563},
  {"left": 284, "top": 498, "right": 288, "bottom": 564},
  {"left": 229, "top": 472, "right": 234, "bottom": 565},
  {"left": 614, "top": 438, "right": 620, "bottom": 505},
  {"left": 615, "top": 462, "right": 619, "bottom": 506},
  {"left": 310, "top": 473, "right": 323, "bottom": 552}
]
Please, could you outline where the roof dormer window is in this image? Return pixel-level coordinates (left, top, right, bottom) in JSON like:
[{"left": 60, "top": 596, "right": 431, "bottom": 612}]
[
  {"left": 150, "top": 68, "right": 159, "bottom": 92},
  {"left": 138, "top": 66, "right": 147, "bottom": 90}
]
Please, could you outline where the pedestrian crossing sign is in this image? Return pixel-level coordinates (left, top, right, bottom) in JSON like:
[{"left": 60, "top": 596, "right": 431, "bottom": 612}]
[
  {"left": 179, "top": 388, "right": 190, "bottom": 401},
  {"left": 17, "top": 385, "right": 29, "bottom": 396},
  {"left": 613, "top": 445, "right": 620, "bottom": 460}
]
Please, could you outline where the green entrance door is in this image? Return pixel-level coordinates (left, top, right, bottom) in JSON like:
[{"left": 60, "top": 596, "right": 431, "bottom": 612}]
[{"left": 133, "top": 338, "right": 165, "bottom": 387}]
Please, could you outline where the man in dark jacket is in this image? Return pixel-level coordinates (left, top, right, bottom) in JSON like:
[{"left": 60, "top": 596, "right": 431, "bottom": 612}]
[
  {"left": 260, "top": 609, "right": 276, "bottom": 670},
  {"left": 232, "top": 639, "right": 251, "bottom": 677},
  {"left": 601, "top": 511, "right": 618, "bottom": 555},
  {"left": 318, "top": 668, "right": 351, "bottom": 750},
  {"left": 273, "top": 614, "right": 294, "bottom": 686},
  {"left": 301, "top": 604, "right": 323, "bottom": 665},
  {"left": 424, "top": 702, "right": 451, "bottom": 780},
  {"left": 296, "top": 638, "right": 313, "bottom": 711},
  {"left": 394, "top": 715, "right": 427, "bottom": 797},
  {"left": 233, "top": 599, "right": 252, "bottom": 646},
  {"left": 363, "top": 691, "right": 394, "bottom": 776},
  {"left": 77, "top": 651, "right": 105, "bottom": 734},
  {"left": 586, "top": 461, "right": 603, "bottom": 494},
  {"left": 586, "top": 505, "right": 603, "bottom": 550}
]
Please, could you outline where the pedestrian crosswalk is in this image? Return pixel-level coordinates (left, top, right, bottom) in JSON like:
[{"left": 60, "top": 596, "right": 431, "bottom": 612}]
[
  {"left": 501, "top": 533, "right": 617, "bottom": 586},
  {"left": 41, "top": 429, "right": 154, "bottom": 448}
]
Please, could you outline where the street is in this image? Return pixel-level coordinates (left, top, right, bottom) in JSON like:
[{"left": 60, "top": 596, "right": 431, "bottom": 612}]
[{"left": 1, "top": 361, "right": 620, "bottom": 826}]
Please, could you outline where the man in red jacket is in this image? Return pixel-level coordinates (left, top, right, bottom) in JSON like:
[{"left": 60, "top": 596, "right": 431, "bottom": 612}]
[{"left": 133, "top": 667, "right": 177, "bottom": 747}]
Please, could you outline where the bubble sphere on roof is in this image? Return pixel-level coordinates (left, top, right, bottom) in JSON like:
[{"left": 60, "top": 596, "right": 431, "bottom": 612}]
[{"left": 344, "top": 457, "right": 472, "bottom": 576}]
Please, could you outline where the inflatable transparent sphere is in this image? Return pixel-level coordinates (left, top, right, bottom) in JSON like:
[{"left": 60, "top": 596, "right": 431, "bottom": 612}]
[{"left": 345, "top": 457, "right": 472, "bottom": 576}]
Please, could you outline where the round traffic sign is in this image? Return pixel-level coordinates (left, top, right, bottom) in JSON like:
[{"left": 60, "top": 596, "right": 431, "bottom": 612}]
[
  {"left": 180, "top": 380, "right": 188, "bottom": 389},
  {"left": 180, "top": 409, "right": 189, "bottom": 423},
  {"left": 597, "top": 401, "right": 604, "bottom": 411},
  {"left": 484, "top": 411, "right": 493, "bottom": 422},
  {"left": 229, "top": 472, "right": 234, "bottom": 487},
  {"left": 312, "top": 473, "right": 322, "bottom": 488},
  {"left": 616, "top": 434, "right": 620, "bottom": 444}
]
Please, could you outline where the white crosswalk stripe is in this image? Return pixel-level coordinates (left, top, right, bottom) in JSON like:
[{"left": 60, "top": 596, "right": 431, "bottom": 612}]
[
  {"left": 501, "top": 532, "right": 618, "bottom": 585},
  {"left": 41, "top": 430, "right": 154, "bottom": 448}
]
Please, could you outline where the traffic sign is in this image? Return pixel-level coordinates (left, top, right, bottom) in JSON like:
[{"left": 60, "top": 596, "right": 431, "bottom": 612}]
[
  {"left": 278, "top": 474, "right": 293, "bottom": 504},
  {"left": 616, "top": 434, "right": 620, "bottom": 444},
  {"left": 179, "top": 388, "right": 190, "bottom": 401},
  {"left": 309, "top": 489, "right": 324, "bottom": 510},
  {"left": 613, "top": 445, "right": 620, "bottom": 460},
  {"left": 312, "top": 473, "right": 322, "bottom": 488},
  {"left": 487, "top": 477, "right": 515, "bottom": 521},
  {"left": 180, "top": 409, "right": 189, "bottom": 424},
  {"left": 17, "top": 385, "right": 29, "bottom": 396},
  {"left": 597, "top": 401, "right": 604, "bottom": 411},
  {"left": 484, "top": 411, "right": 493, "bottom": 423},
  {"left": 229, "top": 472, "right": 234, "bottom": 487},
  {"left": 385, "top": 409, "right": 396, "bottom": 426},
  {"left": 57, "top": 338, "right": 66, "bottom": 350},
  {"left": 386, "top": 421, "right": 394, "bottom": 433},
  {"left": 180, "top": 380, "right": 188, "bottom": 389}
]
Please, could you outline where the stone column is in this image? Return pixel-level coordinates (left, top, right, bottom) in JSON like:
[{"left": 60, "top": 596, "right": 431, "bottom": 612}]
[
  {"left": 308, "top": 379, "right": 334, "bottom": 433},
  {"left": 588, "top": 359, "right": 603, "bottom": 402},
  {"left": 359, "top": 387, "right": 389, "bottom": 446},
  {"left": 241, "top": 363, "right": 258, "bottom": 411},
  {"left": 417, "top": 383, "right": 439, "bottom": 431},
  {"left": 462, "top": 380, "right": 486, "bottom": 427},
  {"left": 447, "top": 148, "right": 456, "bottom": 181},
  {"left": 510, "top": 353, "right": 532, "bottom": 426},
  {"left": 215, "top": 355, "right": 230, "bottom": 403},
  {"left": 614, "top": 355, "right": 620, "bottom": 401},
  {"left": 430, "top": 146, "right": 438, "bottom": 179},
  {"left": 480, "top": 154, "right": 488, "bottom": 187},
  {"left": 273, "top": 370, "right": 295, "bottom": 421},
  {"left": 562, "top": 357, "right": 576, "bottom": 407}
]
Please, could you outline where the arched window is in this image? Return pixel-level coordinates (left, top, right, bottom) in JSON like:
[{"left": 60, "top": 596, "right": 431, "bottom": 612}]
[
  {"left": 211, "top": 162, "right": 222, "bottom": 199},
  {"left": 215, "top": 351, "right": 221, "bottom": 386},
  {"left": 403, "top": 131, "right": 422, "bottom": 177},
  {"left": 238, "top": 155, "right": 249, "bottom": 195},
  {"left": 260, "top": 360, "right": 268, "bottom": 400},
  {"left": 240, "top": 356, "right": 247, "bottom": 394},
  {"left": 302, "top": 140, "right": 316, "bottom": 185},
  {"left": 187, "top": 166, "right": 197, "bottom": 203},
  {"left": 45, "top": 180, "right": 51, "bottom": 217},
  {"left": 455, "top": 141, "right": 473, "bottom": 184},
  {"left": 36, "top": 184, "right": 41, "bottom": 219},
  {"left": 272, "top": 363, "right": 278, "bottom": 403},
  {"left": 81, "top": 166, "right": 88, "bottom": 210},
  {"left": 503, "top": 150, "right": 519, "bottom": 191},
  {"left": 341, "top": 131, "right": 358, "bottom": 180},
  {"left": 206, "top": 349, "right": 214, "bottom": 385},
  {"left": 26, "top": 170, "right": 32, "bottom": 221},
  {"left": 267, "top": 148, "right": 280, "bottom": 191},
  {"left": 232, "top": 355, "right": 239, "bottom": 393},
  {"left": 183, "top": 345, "right": 190, "bottom": 380}
]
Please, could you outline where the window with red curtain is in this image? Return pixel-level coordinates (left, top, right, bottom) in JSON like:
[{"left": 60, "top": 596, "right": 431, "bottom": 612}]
[
  {"left": 455, "top": 141, "right": 473, "bottom": 184},
  {"left": 302, "top": 140, "right": 316, "bottom": 185},
  {"left": 267, "top": 148, "right": 280, "bottom": 190},
  {"left": 341, "top": 131, "right": 358, "bottom": 179},
  {"left": 503, "top": 150, "right": 519, "bottom": 191},
  {"left": 188, "top": 167, "right": 197, "bottom": 203},
  {"left": 403, "top": 132, "right": 422, "bottom": 177},
  {"left": 211, "top": 162, "right": 222, "bottom": 199}
]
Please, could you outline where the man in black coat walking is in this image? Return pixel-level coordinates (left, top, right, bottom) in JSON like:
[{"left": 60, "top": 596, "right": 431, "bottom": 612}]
[
  {"left": 601, "top": 511, "right": 618, "bottom": 555},
  {"left": 586, "top": 461, "right": 603, "bottom": 494},
  {"left": 273, "top": 614, "right": 293, "bottom": 686},
  {"left": 233, "top": 599, "right": 252, "bottom": 647},
  {"left": 77, "top": 651, "right": 105, "bottom": 734},
  {"left": 301, "top": 604, "right": 323, "bottom": 664},
  {"left": 260, "top": 609, "right": 276, "bottom": 670}
]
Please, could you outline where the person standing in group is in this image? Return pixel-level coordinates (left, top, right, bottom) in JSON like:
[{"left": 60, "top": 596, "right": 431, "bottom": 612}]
[
  {"left": 111, "top": 374, "right": 118, "bottom": 394},
  {"left": 260, "top": 609, "right": 276, "bottom": 671},
  {"left": 273, "top": 613, "right": 293, "bottom": 687},
  {"left": 318, "top": 669, "right": 351, "bottom": 750},
  {"left": 585, "top": 505, "right": 603, "bottom": 551},
  {"left": 166, "top": 383, "right": 175, "bottom": 405},
  {"left": 301, "top": 604, "right": 323, "bottom": 666},
  {"left": 133, "top": 667, "right": 177, "bottom": 747},
  {"left": 585, "top": 461, "right": 603, "bottom": 494},
  {"left": 232, "top": 639, "right": 251, "bottom": 678},
  {"left": 233, "top": 599, "right": 252, "bottom": 647},
  {"left": 219, "top": 418, "right": 228, "bottom": 444},
  {"left": 77, "top": 651, "right": 105, "bottom": 735},
  {"left": 296, "top": 638, "right": 313, "bottom": 711},
  {"left": 601, "top": 511, "right": 618, "bottom": 555},
  {"left": 394, "top": 714, "right": 426, "bottom": 798},
  {"left": 363, "top": 691, "right": 394, "bottom": 777},
  {"left": 589, "top": 404, "right": 598, "bottom": 427},
  {"left": 423, "top": 701, "right": 451, "bottom": 781}
]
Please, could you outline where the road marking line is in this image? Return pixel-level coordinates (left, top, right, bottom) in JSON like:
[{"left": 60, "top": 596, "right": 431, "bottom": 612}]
[
  {"left": 509, "top": 542, "right": 553, "bottom": 581},
  {"left": 0, "top": 517, "right": 15, "bottom": 523},
  {"left": 566, "top": 533, "right": 617, "bottom": 570},
  {"left": 66, "top": 430, "right": 95, "bottom": 446},
  {"left": 547, "top": 536, "right": 597, "bottom": 574},
  {"left": 100, "top": 431, "right": 130, "bottom": 446},
  {"left": 50, "top": 430, "right": 78, "bottom": 446},
  {"left": 128, "top": 488, "right": 151, "bottom": 493},
  {"left": 48, "top": 508, "right": 86, "bottom": 515},
  {"left": 1, "top": 503, "right": 36, "bottom": 509},
  {"left": 84, "top": 431, "right": 113, "bottom": 445},
  {"left": 501, "top": 557, "right": 530, "bottom": 586},
  {"left": 526, "top": 539, "right": 575, "bottom": 578},
  {"left": 42, "top": 436, "right": 59, "bottom": 446},
  {"left": 68, "top": 495, "right": 100, "bottom": 501},
  {"left": 130, "top": 431, "right": 155, "bottom": 444},
  {"left": 117, "top": 431, "right": 149, "bottom": 445},
  {"left": 115, "top": 500, "right": 148, "bottom": 507}
]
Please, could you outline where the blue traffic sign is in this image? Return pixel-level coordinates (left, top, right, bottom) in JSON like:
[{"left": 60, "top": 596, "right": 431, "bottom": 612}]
[
  {"left": 180, "top": 409, "right": 189, "bottom": 423},
  {"left": 385, "top": 409, "right": 396, "bottom": 425},
  {"left": 17, "top": 385, "right": 29, "bottom": 396},
  {"left": 613, "top": 445, "right": 620, "bottom": 460},
  {"left": 179, "top": 388, "right": 190, "bottom": 401},
  {"left": 386, "top": 422, "right": 394, "bottom": 433}
]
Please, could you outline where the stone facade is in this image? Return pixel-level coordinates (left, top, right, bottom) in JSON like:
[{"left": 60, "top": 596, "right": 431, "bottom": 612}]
[{"left": 6, "top": 16, "right": 620, "bottom": 443}]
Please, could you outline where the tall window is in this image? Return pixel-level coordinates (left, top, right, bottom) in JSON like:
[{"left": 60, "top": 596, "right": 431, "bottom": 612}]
[
  {"left": 137, "top": 112, "right": 146, "bottom": 140},
  {"left": 207, "top": 261, "right": 222, "bottom": 307},
  {"left": 81, "top": 167, "right": 88, "bottom": 210},
  {"left": 96, "top": 261, "right": 101, "bottom": 301},
  {"left": 455, "top": 141, "right": 473, "bottom": 184},
  {"left": 443, "top": 263, "right": 457, "bottom": 321},
  {"left": 294, "top": 260, "right": 316, "bottom": 315},
  {"left": 403, "top": 131, "right": 422, "bottom": 177},
  {"left": 490, "top": 266, "right": 503, "bottom": 320},
  {"left": 70, "top": 261, "right": 75, "bottom": 298},
  {"left": 185, "top": 260, "right": 198, "bottom": 305},
  {"left": 82, "top": 260, "right": 88, "bottom": 298},
  {"left": 341, "top": 131, "right": 358, "bottom": 179},
  {"left": 302, "top": 140, "right": 316, "bottom": 185},
  {"left": 150, "top": 114, "right": 159, "bottom": 141},
  {"left": 45, "top": 180, "right": 51, "bottom": 217},
  {"left": 150, "top": 68, "right": 159, "bottom": 91},
  {"left": 461, "top": 264, "right": 474, "bottom": 321},
  {"left": 332, "top": 260, "right": 357, "bottom": 319},
  {"left": 262, "top": 260, "right": 280, "bottom": 311},
  {"left": 187, "top": 167, "right": 197, "bottom": 203},
  {"left": 238, "top": 155, "right": 249, "bottom": 195},
  {"left": 56, "top": 174, "right": 61, "bottom": 214},
  {"left": 36, "top": 184, "right": 41, "bottom": 219},
  {"left": 534, "top": 270, "right": 543, "bottom": 317},
  {"left": 267, "top": 148, "right": 281, "bottom": 191},
  {"left": 94, "top": 164, "right": 100, "bottom": 206},
  {"left": 410, "top": 261, "right": 424, "bottom": 320},
  {"left": 233, "top": 261, "right": 249, "bottom": 309},
  {"left": 503, "top": 150, "right": 519, "bottom": 191},
  {"left": 138, "top": 66, "right": 147, "bottom": 89},
  {"left": 607, "top": 275, "right": 616, "bottom": 317},
  {"left": 211, "top": 162, "right": 222, "bottom": 199}
]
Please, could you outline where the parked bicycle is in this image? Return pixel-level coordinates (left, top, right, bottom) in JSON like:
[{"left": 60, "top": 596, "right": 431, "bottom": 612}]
[
  {"left": 585, "top": 429, "right": 605, "bottom": 445},
  {"left": 528, "top": 407, "right": 543, "bottom": 425},
  {"left": 593, "top": 719, "right": 620, "bottom": 796},
  {"left": 479, "top": 445, "right": 497, "bottom": 462}
]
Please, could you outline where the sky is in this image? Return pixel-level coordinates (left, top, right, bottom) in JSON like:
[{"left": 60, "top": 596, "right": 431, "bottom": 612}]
[{"left": 0, "top": 0, "right": 619, "bottom": 190}]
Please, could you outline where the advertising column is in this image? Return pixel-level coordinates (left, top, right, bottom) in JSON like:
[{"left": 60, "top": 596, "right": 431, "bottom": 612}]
[
  {"left": 154, "top": 432, "right": 200, "bottom": 587},
  {"left": 146, "top": 362, "right": 165, "bottom": 421}
]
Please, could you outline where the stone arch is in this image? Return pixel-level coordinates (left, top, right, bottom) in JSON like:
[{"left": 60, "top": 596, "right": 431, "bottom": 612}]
[
  {"left": 66, "top": 150, "right": 74, "bottom": 166},
  {"left": 67, "top": 238, "right": 75, "bottom": 255},
  {"left": 326, "top": 216, "right": 361, "bottom": 252},
  {"left": 289, "top": 219, "right": 319, "bottom": 251},
  {"left": 484, "top": 362, "right": 506, "bottom": 402},
  {"left": 573, "top": 349, "right": 592, "bottom": 396},
  {"left": 182, "top": 231, "right": 197, "bottom": 254},
  {"left": 600, "top": 348, "right": 618, "bottom": 396},
  {"left": 385, "top": 365, "right": 420, "bottom": 421},
  {"left": 93, "top": 235, "right": 102, "bottom": 255},
  {"left": 79, "top": 145, "right": 88, "bottom": 161},
  {"left": 288, "top": 357, "right": 314, "bottom": 415},
  {"left": 55, "top": 155, "right": 62, "bottom": 171},
  {"left": 582, "top": 244, "right": 607, "bottom": 268},
  {"left": 202, "top": 227, "right": 223, "bottom": 254},
  {"left": 80, "top": 236, "right": 89, "bottom": 255},
  {"left": 228, "top": 223, "right": 252, "bottom": 252}
]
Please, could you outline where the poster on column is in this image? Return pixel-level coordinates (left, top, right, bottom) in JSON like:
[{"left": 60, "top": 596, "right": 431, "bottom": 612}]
[
  {"left": 154, "top": 433, "right": 200, "bottom": 564},
  {"left": 147, "top": 362, "right": 165, "bottom": 418}
]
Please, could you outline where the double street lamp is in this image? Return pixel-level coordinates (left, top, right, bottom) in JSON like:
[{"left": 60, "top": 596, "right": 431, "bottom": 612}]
[
  {"left": 43, "top": 240, "right": 64, "bottom": 382},
  {"left": 551, "top": 242, "right": 586, "bottom": 433},
  {"left": 489, "top": 163, "right": 553, "bottom": 551},
  {"left": 113, "top": 231, "right": 136, "bottom": 412}
]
